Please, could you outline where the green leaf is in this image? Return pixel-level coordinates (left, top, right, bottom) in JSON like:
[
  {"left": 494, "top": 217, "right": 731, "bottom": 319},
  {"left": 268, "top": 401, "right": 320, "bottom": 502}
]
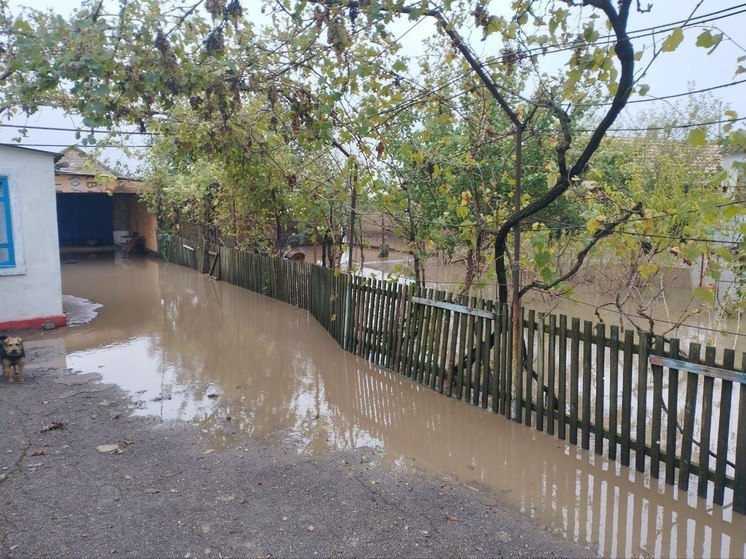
[
  {"left": 693, "top": 286, "right": 715, "bottom": 303},
  {"left": 638, "top": 84, "right": 650, "bottom": 96},
  {"left": 661, "top": 28, "right": 684, "bottom": 52},
  {"left": 535, "top": 251, "right": 551, "bottom": 268},
  {"left": 688, "top": 128, "right": 707, "bottom": 146}
]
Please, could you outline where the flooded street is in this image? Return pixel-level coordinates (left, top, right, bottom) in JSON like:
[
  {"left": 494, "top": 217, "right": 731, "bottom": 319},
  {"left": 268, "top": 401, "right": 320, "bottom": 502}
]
[{"left": 26, "top": 254, "right": 746, "bottom": 558}]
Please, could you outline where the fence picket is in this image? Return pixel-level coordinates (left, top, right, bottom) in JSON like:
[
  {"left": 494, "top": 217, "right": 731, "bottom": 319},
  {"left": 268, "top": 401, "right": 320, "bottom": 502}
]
[
  {"left": 594, "top": 324, "right": 606, "bottom": 455},
  {"left": 537, "top": 314, "right": 546, "bottom": 432},
  {"left": 547, "top": 314, "right": 557, "bottom": 436},
  {"left": 636, "top": 333, "right": 650, "bottom": 473},
  {"left": 714, "top": 349, "right": 735, "bottom": 505},
  {"left": 650, "top": 335, "right": 664, "bottom": 480},
  {"left": 570, "top": 318, "right": 581, "bottom": 446},
  {"left": 558, "top": 315, "right": 568, "bottom": 441},
  {"left": 582, "top": 320, "right": 593, "bottom": 450},
  {"left": 665, "top": 339, "right": 680, "bottom": 485},
  {"left": 525, "top": 309, "right": 535, "bottom": 427},
  {"left": 735, "top": 352, "right": 746, "bottom": 514},
  {"left": 698, "top": 346, "right": 717, "bottom": 497},
  {"left": 679, "top": 343, "right": 701, "bottom": 492},
  {"left": 621, "top": 330, "right": 634, "bottom": 467}
]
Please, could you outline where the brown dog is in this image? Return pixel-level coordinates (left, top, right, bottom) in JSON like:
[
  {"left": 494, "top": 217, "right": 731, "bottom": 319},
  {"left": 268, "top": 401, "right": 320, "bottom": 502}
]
[{"left": 1, "top": 335, "right": 26, "bottom": 384}]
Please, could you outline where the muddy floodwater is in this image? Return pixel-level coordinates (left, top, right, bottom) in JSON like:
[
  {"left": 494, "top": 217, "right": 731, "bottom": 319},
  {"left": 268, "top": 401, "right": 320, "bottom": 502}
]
[{"left": 26, "top": 254, "right": 746, "bottom": 558}]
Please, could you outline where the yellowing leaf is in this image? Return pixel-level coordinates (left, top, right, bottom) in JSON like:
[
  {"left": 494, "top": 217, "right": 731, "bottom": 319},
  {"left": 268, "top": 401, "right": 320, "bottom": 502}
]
[{"left": 661, "top": 28, "right": 684, "bottom": 52}]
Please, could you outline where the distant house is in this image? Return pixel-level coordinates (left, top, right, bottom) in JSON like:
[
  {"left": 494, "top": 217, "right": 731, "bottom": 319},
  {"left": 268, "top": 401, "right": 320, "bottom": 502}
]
[
  {"left": 55, "top": 146, "right": 157, "bottom": 253},
  {"left": 0, "top": 144, "right": 66, "bottom": 331}
]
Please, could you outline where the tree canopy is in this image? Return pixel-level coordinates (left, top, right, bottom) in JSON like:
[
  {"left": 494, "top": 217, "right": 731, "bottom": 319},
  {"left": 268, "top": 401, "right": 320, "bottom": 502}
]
[{"left": 1, "top": 0, "right": 743, "bottom": 314}]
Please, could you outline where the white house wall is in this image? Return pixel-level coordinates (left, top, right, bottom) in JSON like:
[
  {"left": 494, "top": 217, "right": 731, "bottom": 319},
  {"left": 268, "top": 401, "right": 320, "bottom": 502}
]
[{"left": 0, "top": 147, "right": 65, "bottom": 329}]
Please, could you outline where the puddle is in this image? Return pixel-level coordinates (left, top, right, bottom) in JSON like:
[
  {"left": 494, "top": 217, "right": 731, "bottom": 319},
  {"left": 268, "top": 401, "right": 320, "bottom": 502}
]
[{"left": 28, "top": 254, "right": 746, "bottom": 557}]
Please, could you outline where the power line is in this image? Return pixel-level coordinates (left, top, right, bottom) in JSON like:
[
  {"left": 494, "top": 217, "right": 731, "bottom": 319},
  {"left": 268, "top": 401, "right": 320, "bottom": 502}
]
[
  {"left": 0, "top": 123, "right": 162, "bottom": 135},
  {"left": 586, "top": 115, "right": 746, "bottom": 133},
  {"left": 476, "top": 4, "right": 746, "bottom": 69},
  {"left": 575, "top": 79, "right": 746, "bottom": 107}
]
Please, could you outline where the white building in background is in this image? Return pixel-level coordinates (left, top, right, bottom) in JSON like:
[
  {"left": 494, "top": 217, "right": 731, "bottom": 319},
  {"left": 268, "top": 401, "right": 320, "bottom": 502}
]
[{"left": 0, "top": 144, "right": 66, "bottom": 331}]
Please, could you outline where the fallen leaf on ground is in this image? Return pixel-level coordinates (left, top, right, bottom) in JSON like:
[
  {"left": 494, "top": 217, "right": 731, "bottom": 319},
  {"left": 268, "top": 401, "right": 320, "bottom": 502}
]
[
  {"left": 207, "top": 393, "right": 220, "bottom": 399},
  {"left": 307, "top": 525, "right": 315, "bottom": 532},
  {"left": 446, "top": 514, "right": 458, "bottom": 522},
  {"left": 144, "top": 488, "right": 161, "bottom": 494},
  {"left": 96, "top": 444, "right": 121, "bottom": 454},
  {"left": 31, "top": 449, "right": 48, "bottom": 457},
  {"left": 40, "top": 421, "right": 65, "bottom": 433},
  {"left": 119, "top": 438, "right": 135, "bottom": 446}
]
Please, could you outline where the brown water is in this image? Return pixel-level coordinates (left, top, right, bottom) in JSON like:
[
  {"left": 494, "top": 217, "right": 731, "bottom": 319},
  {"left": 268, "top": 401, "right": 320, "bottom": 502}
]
[
  {"left": 26, "top": 254, "right": 746, "bottom": 558},
  {"left": 355, "top": 249, "right": 746, "bottom": 354}
]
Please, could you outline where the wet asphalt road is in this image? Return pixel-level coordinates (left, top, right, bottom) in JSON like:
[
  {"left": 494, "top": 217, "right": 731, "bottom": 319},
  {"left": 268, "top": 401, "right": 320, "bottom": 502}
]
[{"left": 0, "top": 340, "right": 590, "bottom": 559}]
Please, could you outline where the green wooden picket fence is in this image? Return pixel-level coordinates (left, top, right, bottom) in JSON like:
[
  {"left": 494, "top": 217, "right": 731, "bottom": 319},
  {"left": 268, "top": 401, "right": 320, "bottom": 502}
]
[{"left": 161, "top": 234, "right": 746, "bottom": 515}]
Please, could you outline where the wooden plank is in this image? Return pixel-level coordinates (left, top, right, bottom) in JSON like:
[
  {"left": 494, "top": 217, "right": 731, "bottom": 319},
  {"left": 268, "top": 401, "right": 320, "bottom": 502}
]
[
  {"left": 421, "top": 289, "right": 435, "bottom": 385},
  {"left": 363, "top": 279, "right": 375, "bottom": 359},
  {"left": 481, "top": 301, "right": 492, "bottom": 409},
  {"left": 399, "top": 285, "right": 417, "bottom": 377},
  {"left": 679, "top": 343, "right": 701, "bottom": 492},
  {"left": 570, "top": 318, "right": 580, "bottom": 446},
  {"left": 410, "top": 296, "right": 495, "bottom": 319},
  {"left": 505, "top": 303, "right": 518, "bottom": 419},
  {"left": 391, "top": 284, "right": 406, "bottom": 372},
  {"left": 373, "top": 280, "right": 386, "bottom": 365},
  {"left": 524, "top": 309, "right": 535, "bottom": 427},
  {"left": 735, "top": 352, "right": 746, "bottom": 514},
  {"left": 665, "top": 338, "right": 680, "bottom": 485},
  {"left": 714, "top": 349, "right": 735, "bottom": 505},
  {"left": 455, "top": 295, "right": 468, "bottom": 400},
  {"left": 472, "top": 299, "right": 485, "bottom": 406},
  {"left": 581, "top": 320, "right": 593, "bottom": 450},
  {"left": 414, "top": 288, "right": 434, "bottom": 382},
  {"left": 406, "top": 286, "right": 424, "bottom": 378},
  {"left": 620, "top": 330, "right": 634, "bottom": 467},
  {"left": 446, "top": 302, "right": 460, "bottom": 398},
  {"left": 463, "top": 296, "right": 477, "bottom": 403},
  {"left": 698, "top": 346, "right": 716, "bottom": 498},
  {"left": 436, "top": 293, "right": 452, "bottom": 393},
  {"left": 636, "top": 333, "right": 650, "bottom": 473},
  {"left": 491, "top": 303, "right": 503, "bottom": 414},
  {"left": 547, "top": 314, "right": 557, "bottom": 436},
  {"left": 558, "top": 314, "right": 568, "bottom": 441},
  {"left": 500, "top": 304, "right": 511, "bottom": 416},
  {"left": 649, "top": 355, "right": 746, "bottom": 384},
  {"left": 537, "top": 314, "right": 546, "bottom": 432},
  {"left": 428, "top": 290, "right": 445, "bottom": 389},
  {"left": 608, "top": 326, "right": 620, "bottom": 461},
  {"left": 650, "top": 335, "right": 664, "bottom": 479},
  {"left": 594, "top": 323, "right": 606, "bottom": 455}
]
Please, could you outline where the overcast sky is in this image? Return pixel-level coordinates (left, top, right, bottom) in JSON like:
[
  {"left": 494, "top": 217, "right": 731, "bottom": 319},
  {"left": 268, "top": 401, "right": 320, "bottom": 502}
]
[{"left": 2, "top": 0, "right": 744, "bottom": 174}]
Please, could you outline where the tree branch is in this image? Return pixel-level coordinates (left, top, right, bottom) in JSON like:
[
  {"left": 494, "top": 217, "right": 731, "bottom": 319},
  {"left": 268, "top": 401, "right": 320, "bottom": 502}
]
[{"left": 519, "top": 202, "right": 643, "bottom": 297}]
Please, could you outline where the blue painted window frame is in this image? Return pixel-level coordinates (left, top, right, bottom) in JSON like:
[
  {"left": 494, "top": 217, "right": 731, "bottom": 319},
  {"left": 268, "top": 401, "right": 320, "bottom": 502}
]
[{"left": 0, "top": 175, "right": 15, "bottom": 268}]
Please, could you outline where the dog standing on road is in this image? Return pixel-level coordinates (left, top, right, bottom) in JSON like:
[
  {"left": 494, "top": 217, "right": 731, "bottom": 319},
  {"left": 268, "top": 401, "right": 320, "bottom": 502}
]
[{"left": 1, "top": 335, "right": 26, "bottom": 384}]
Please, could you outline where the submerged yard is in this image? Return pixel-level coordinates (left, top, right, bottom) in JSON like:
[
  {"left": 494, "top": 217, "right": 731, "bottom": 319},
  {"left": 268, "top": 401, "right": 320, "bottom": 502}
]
[{"left": 7, "top": 253, "right": 738, "bottom": 557}]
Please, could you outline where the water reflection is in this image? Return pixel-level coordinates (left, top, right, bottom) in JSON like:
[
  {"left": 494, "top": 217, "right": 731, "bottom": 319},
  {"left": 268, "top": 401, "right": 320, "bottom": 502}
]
[{"left": 27, "top": 255, "right": 746, "bottom": 558}]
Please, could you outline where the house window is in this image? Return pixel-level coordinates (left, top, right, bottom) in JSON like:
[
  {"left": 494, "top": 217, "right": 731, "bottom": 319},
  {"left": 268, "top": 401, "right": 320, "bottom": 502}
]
[{"left": 0, "top": 176, "right": 15, "bottom": 268}]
